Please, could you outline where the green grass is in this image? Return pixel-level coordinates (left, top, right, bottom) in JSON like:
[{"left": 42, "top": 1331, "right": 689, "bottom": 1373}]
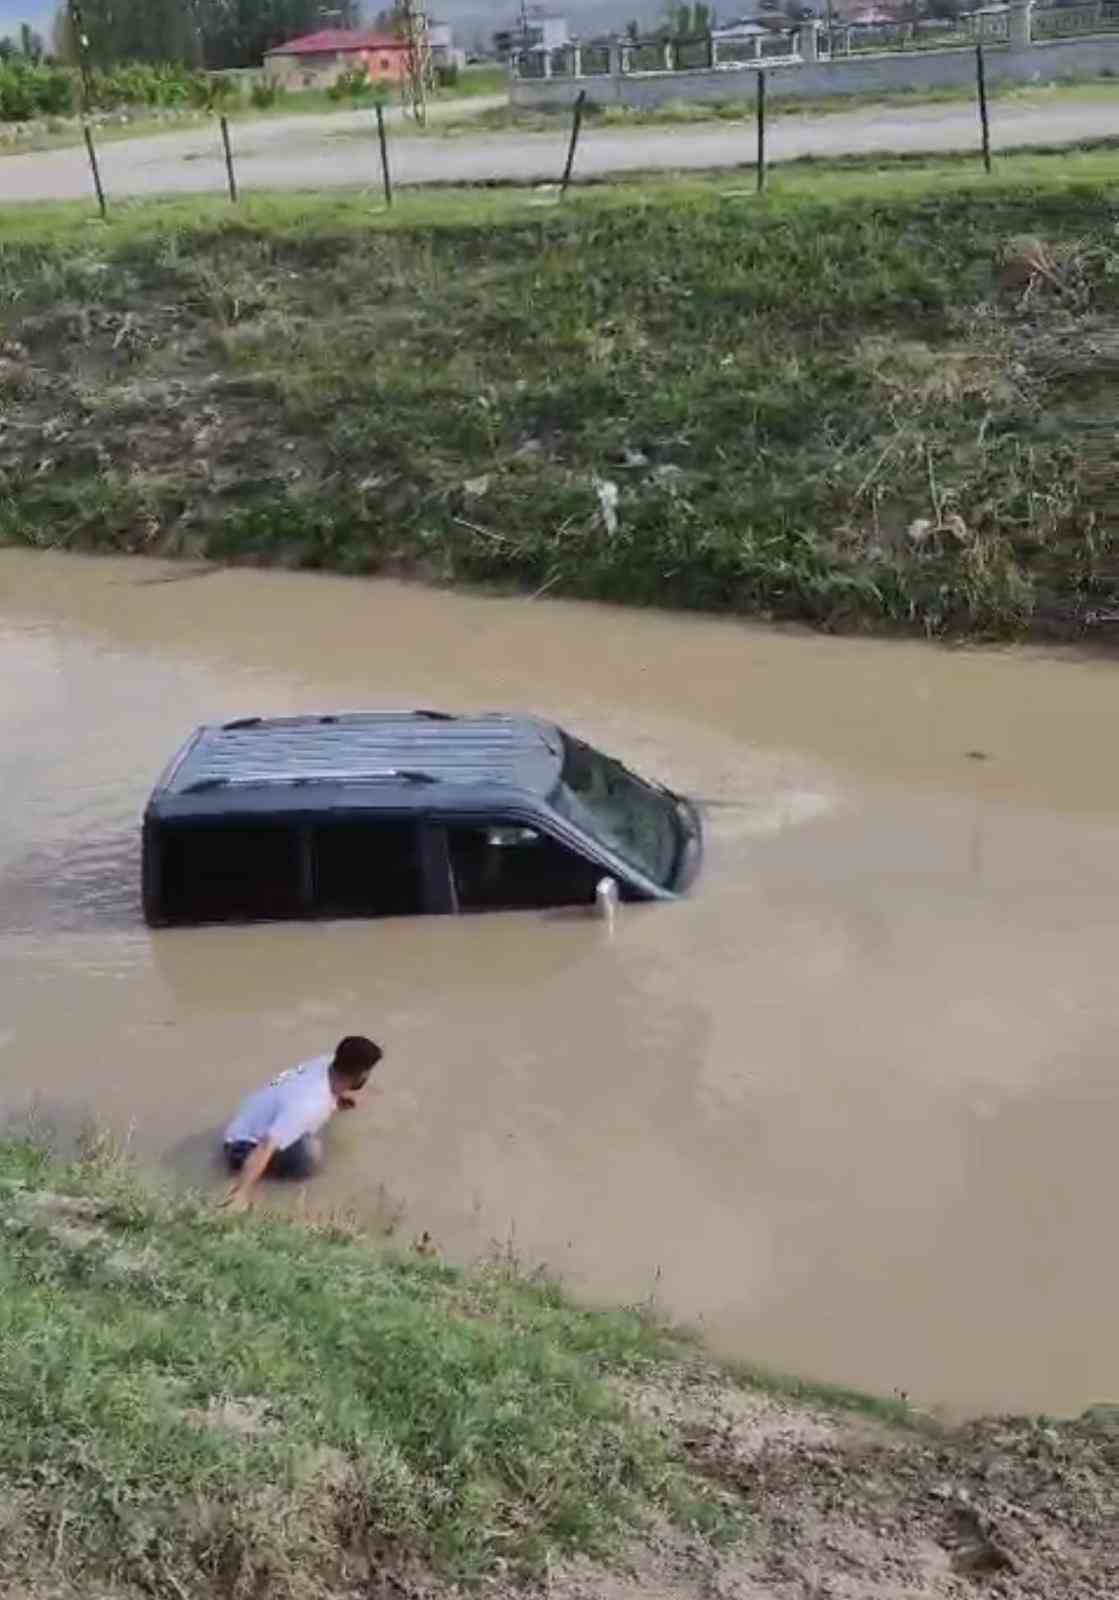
[
  {"left": 1, "top": 149, "right": 1117, "bottom": 637},
  {"left": 0, "top": 1135, "right": 740, "bottom": 1595}
]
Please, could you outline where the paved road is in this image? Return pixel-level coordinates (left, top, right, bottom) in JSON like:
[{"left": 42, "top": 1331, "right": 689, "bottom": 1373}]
[{"left": 0, "top": 92, "right": 1115, "bottom": 205}]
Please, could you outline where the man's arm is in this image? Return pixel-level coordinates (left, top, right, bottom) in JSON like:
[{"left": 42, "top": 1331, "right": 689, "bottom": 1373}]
[{"left": 220, "top": 1139, "right": 276, "bottom": 1211}]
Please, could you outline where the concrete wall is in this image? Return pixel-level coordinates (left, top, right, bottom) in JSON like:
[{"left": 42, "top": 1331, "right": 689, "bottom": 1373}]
[{"left": 510, "top": 31, "right": 1119, "bottom": 108}]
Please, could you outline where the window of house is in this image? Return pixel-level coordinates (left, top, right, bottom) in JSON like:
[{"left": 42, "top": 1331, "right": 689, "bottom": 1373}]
[
  {"left": 381, "top": 56, "right": 391, "bottom": 68},
  {"left": 447, "top": 824, "right": 601, "bottom": 912}
]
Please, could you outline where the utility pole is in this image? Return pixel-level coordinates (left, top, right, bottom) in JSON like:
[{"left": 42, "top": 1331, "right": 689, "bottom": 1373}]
[
  {"left": 68, "top": 0, "right": 107, "bottom": 218},
  {"left": 396, "top": 0, "right": 429, "bottom": 126},
  {"left": 67, "top": 0, "right": 96, "bottom": 113}
]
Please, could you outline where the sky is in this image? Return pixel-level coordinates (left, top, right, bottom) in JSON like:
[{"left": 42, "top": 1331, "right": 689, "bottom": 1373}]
[
  {"left": 0, "top": 1, "right": 657, "bottom": 52},
  {"left": 0, "top": 0, "right": 53, "bottom": 31}
]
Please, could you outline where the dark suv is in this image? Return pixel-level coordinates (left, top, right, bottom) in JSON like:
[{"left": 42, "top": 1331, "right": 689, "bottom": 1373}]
[{"left": 142, "top": 711, "right": 702, "bottom": 925}]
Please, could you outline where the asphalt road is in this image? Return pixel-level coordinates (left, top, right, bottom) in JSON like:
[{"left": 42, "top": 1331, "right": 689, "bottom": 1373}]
[{"left": 1, "top": 91, "right": 1115, "bottom": 205}]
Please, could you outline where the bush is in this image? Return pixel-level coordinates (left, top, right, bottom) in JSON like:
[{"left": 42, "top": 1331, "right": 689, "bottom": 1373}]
[
  {"left": 328, "top": 64, "right": 374, "bottom": 101},
  {"left": 0, "top": 57, "right": 236, "bottom": 124},
  {"left": 250, "top": 76, "right": 284, "bottom": 108},
  {"left": 90, "top": 61, "right": 211, "bottom": 111},
  {"left": 0, "top": 60, "right": 75, "bottom": 122},
  {"left": 434, "top": 62, "right": 460, "bottom": 89},
  {"left": 32, "top": 66, "right": 75, "bottom": 116},
  {"left": 206, "top": 72, "right": 237, "bottom": 107}
]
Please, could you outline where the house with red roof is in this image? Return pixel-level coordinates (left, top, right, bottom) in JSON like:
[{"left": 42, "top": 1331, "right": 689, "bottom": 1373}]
[{"left": 263, "top": 28, "right": 411, "bottom": 89}]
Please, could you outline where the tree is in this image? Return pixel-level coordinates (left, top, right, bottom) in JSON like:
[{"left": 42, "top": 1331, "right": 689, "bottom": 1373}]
[
  {"left": 193, "top": 0, "right": 363, "bottom": 69},
  {"left": 0, "top": 37, "right": 14, "bottom": 61},
  {"left": 662, "top": 1, "right": 714, "bottom": 37},
  {"left": 52, "top": 0, "right": 200, "bottom": 66},
  {"left": 20, "top": 23, "right": 45, "bottom": 60},
  {"left": 372, "top": 7, "right": 404, "bottom": 32},
  {"left": 52, "top": 0, "right": 363, "bottom": 72}
]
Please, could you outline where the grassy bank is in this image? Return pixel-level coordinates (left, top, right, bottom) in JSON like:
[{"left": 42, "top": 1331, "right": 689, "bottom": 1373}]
[
  {"left": 0, "top": 1134, "right": 728, "bottom": 1594},
  {"left": 0, "top": 153, "right": 1117, "bottom": 636},
  {"left": 1, "top": 1135, "right": 1117, "bottom": 1600}
]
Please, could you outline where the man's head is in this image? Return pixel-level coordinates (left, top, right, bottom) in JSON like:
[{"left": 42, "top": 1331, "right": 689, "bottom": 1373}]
[{"left": 329, "top": 1035, "right": 383, "bottom": 1098}]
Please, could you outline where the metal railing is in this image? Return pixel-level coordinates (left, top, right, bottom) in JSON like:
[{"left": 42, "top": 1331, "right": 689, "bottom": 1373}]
[
  {"left": 511, "top": 5, "right": 1119, "bottom": 82},
  {"left": 1032, "top": 1, "right": 1119, "bottom": 36},
  {"left": 510, "top": 31, "right": 799, "bottom": 82}
]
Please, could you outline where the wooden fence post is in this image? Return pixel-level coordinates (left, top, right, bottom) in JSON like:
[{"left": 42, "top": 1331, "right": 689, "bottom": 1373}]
[{"left": 756, "top": 68, "right": 767, "bottom": 193}]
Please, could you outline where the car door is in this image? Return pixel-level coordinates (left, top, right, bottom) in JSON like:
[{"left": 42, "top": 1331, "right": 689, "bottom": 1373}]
[{"left": 442, "top": 820, "right": 604, "bottom": 913}]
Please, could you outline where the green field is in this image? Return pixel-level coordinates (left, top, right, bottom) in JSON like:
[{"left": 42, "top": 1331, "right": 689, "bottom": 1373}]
[{"left": 0, "top": 148, "right": 1116, "bottom": 638}]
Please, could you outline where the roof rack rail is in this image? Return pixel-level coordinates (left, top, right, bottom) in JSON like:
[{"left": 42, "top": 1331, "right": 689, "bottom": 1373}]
[{"left": 180, "top": 769, "right": 439, "bottom": 795}]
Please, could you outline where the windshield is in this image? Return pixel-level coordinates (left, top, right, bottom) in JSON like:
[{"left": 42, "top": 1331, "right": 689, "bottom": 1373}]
[{"left": 553, "top": 735, "right": 680, "bottom": 888}]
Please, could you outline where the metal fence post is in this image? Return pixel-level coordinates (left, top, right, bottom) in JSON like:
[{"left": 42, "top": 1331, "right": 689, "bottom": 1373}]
[
  {"left": 220, "top": 114, "right": 238, "bottom": 203},
  {"left": 560, "top": 88, "right": 587, "bottom": 197},
  {"left": 375, "top": 101, "right": 393, "bottom": 207},
  {"left": 756, "top": 68, "right": 767, "bottom": 193},
  {"left": 975, "top": 43, "right": 992, "bottom": 173},
  {"left": 82, "top": 122, "right": 108, "bottom": 219}
]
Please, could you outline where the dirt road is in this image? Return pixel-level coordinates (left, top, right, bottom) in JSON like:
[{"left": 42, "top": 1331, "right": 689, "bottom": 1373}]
[{"left": 0, "top": 91, "right": 1116, "bottom": 203}]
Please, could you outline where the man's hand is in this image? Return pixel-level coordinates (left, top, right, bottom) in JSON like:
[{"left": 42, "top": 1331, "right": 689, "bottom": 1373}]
[{"left": 219, "top": 1139, "right": 275, "bottom": 1211}]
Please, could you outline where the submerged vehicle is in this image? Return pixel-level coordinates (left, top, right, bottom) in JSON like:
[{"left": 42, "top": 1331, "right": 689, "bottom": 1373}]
[{"left": 142, "top": 711, "right": 702, "bottom": 925}]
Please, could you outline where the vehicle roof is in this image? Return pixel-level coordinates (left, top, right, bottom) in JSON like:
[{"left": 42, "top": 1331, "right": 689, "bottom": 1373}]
[{"left": 150, "top": 711, "right": 565, "bottom": 814}]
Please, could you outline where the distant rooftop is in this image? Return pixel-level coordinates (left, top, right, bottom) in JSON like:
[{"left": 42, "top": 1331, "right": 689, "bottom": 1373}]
[{"left": 265, "top": 29, "right": 407, "bottom": 56}]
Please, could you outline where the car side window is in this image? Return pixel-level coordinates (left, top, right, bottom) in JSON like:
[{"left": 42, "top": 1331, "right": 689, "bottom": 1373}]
[
  {"left": 447, "top": 824, "right": 602, "bottom": 912},
  {"left": 159, "top": 822, "right": 303, "bottom": 922},
  {"left": 313, "top": 822, "right": 422, "bottom": 917}
]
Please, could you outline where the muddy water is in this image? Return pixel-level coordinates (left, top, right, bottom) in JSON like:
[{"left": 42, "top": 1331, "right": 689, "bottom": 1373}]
[{"left": 3, "top": 549, "right": 1119, "bottom": 1417}]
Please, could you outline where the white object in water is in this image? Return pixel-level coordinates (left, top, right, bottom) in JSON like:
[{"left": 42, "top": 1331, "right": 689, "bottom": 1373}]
[{"left": 595, "top": 876, "right": 619, "bottom": 934}]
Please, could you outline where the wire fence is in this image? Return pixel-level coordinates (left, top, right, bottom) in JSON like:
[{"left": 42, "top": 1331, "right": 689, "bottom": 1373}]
[{"left": 45, "top": 46, "right": 1032, "bottom": 223}]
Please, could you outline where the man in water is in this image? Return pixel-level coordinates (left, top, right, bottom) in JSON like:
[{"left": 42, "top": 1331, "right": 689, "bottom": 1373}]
[{"left": 221, "top": 1035, "right": 383, "bottom": 1211}]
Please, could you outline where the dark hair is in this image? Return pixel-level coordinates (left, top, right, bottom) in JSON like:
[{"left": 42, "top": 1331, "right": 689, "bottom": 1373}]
[{"left": 332, "top": 1036, "right": 383, "bottom": 1081}]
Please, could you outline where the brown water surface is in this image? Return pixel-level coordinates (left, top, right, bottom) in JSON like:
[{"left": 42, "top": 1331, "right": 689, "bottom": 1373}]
[{"left": 2, "top": 549, "right": 1117, "bottom": 1416}]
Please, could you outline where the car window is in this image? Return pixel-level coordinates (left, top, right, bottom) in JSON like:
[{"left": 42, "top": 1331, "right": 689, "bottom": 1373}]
[
  {"left": 156, "top": 820, "right": 424, "bottom": 922},
  {"left": 553, "top": 735, "right": 679, "bottom": 888},
  {"left": 447, "top": 824, "right": 602, "bottom": 912},
  {"left": 159, "top": 823, "right": 303, "bottom": 922},
  {"left": 313, "top": 822, "right": 422, "bottom": 917}
]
